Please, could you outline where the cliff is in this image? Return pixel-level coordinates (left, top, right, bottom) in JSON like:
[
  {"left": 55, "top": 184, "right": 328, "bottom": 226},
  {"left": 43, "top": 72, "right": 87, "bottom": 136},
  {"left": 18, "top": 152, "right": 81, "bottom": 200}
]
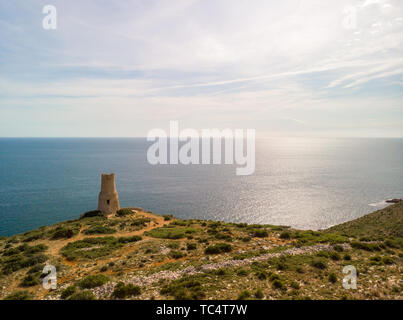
[{"left": 0, "top": 204, "right": 401, "bottom": 300}]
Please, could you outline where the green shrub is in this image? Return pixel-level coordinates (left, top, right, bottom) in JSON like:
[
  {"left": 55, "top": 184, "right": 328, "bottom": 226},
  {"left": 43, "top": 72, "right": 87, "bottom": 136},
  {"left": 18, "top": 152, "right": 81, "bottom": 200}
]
[
  {"left": 333, "top": 245, "right": 344, "bottom": 252},
  {"left": 269, "top": 273, "right": 280, "bottom": 282},
  {"left": 207, "top": 228, "right": 218, "bottom": 236},
  {"left": 270, "top": 225, "right": 289, "bottom": 231},
  {"left": 316, "top": 251, "right": 329, "bottom": 258},
  {"left": 311, "top": 259, "right": 327, "bottom": 270},
  {"left": 279, "top": 231, "right": 291, "bottom": 239},
  {"left": 237, "top": 290, "right": 251, "bottom": 300},
  {"left": 382, "top": 256, "right": 394, "bottom": 265},
  {"left": 2, "top": 247, "right": 20, "bottom": 256},
  {"left": 130, "top": 218, "right": 151, "bottom": 227},
  {"left": 60, "top": 237, "right": 126, "bottom": 261},
  {"left": 351, "top": 241, "right": 382, "bottom": 252},
  {"left": 3, "top": 244, "right": 47, "bottom": 256},
  {"left": 83, "top": 225, "right": 116, "bottom": 235},
  {"left": 293, "top": 231, "right": 348, "bottom": 245},
  {"left": 330, "top": 252, "right": 341, "bottom": 261},
  {"left": 384, "top": 239, "right": 401, "bottom": 249},
  {"left": 116, "top": 208, "right": 134, "bottom": 216},
  {"left": 61, "top": 285, "right": 77, "bottom": 299},
  {"left": 290, "top": 281, "right": 300, "bottom": 289},
  {"left": 21, "top": 230, "right": 47, "bottom": 242},
  {"left": 171, "top": 220, "right": 189, "bottom": 226},
  {"left": 241, "top": 237, "right": 251, "bottom": 242},
  {"left": 2, "top": 253, "right": 48, "bottom": 275},
  {"left": 343, "top": 254, "right": 352, "bottom": 261},
  {"left": 204, "top": 243, "right": 232, "bottom": 254},
  {"left": 167, "top": 242, "right": 180, "bottom": 249},
  {"left": 118, "top": 235, "right": 142, "bottom": 243},
  {"left": 276, "top": 262, "right": 288, "bottom": 271},
  {"left": 214, "top": 233, "right": 232, "bottom": 241},
  {"left": 26, "top": 244, "right": 48, "bottom": 253},
  {"left": 3, "top": 291, "right": 31, "bottom": 300},
  {"left": 51, "top": 227, "right": 76, "bottom": 239},
  {"left": 369, "top": 255, "right": 382, "bottom": 265},
  {"left": 80, "top": 210, "right": 103, "bottom": 219},
  {"left": 256, "top": 271, "right": 267, "bottom": 280},
  {"left": 68, "top": 290, "right": 96, "bottom": 300},
  {"left": 254, "top": 289, "right": 264, "bottom": 299},
  {"left": 145, "top": 226, "right": 197, "bottom": 239},
  {"left": 26, "top": 253, "right": 48, "bottom": 266},
  {"left": 111, "top": 282, "right": 141, "bottom": 299},
  {"left": 272, "top": 279, "right": 285, "bottom": 290},
  {"left": 160, "top": 276, "right": 205, "bottom": 300},
  {"left": 328, "top": 273, "right": 337, "bottom": 284},
  {"left": 163, "top": 215, "right": 173, "bottom": 221},
  {"left": 232, "top": 250, "right": 266, "bottom": 260},
  {"left": 186, "top": 243, "right": 197, "bottom": 250},
  {"left": 237, "top": 269, "right": 249, "bottom": 276},
  {"left": 27, "top": 264, "right": 45, "bottom": 274},
  {"left": 79, "top": 274, "right": 110, "bottom": 289},
  {"left": 20, "top": 274, "right": 40, "bottom": 287},
  {"left": 235, "top": 223, "right": 248, "bottom": 228},
  {"left": 252, "top": 229, "right": 268, "bottom": 238},
  {"left": 170, "top": 251, "right": 185, "bottom": 259},
  {"left": 216, "top": 269, "right": 227, "bottom": 276}
]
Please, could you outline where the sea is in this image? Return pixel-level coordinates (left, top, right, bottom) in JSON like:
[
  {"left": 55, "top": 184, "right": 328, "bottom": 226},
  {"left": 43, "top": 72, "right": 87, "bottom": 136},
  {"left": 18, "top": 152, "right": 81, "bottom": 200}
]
[{"left": 1, "top": 137, "right": 402, "bottom": 236}]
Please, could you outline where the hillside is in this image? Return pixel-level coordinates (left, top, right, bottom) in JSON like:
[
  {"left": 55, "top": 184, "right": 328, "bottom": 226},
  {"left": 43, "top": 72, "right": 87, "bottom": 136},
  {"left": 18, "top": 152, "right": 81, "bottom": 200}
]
[
  {"left": 0, "top": 205, "right": 401, "bottom": 300},
  {"left": 327, "top": 202, "right": 403, "bottom": 239}
]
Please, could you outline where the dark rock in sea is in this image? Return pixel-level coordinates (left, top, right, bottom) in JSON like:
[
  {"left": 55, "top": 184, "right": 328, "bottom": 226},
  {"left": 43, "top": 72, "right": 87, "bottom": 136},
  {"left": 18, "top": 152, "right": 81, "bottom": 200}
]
[{"left": 386, "top": 198, "right": 402, "bottom": 204}]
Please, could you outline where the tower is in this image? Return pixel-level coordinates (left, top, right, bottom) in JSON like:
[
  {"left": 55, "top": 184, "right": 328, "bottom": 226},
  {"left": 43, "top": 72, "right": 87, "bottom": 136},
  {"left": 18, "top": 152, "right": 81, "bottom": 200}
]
[{"left": 97, "top": 173, "right": 120, "bottom": 214}]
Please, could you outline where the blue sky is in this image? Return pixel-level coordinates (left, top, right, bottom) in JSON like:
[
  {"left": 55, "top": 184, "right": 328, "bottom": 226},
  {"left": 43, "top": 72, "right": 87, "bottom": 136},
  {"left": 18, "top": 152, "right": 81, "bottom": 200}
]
[{"left": 0, "top": 0, "right": 402, "bottom": 137}]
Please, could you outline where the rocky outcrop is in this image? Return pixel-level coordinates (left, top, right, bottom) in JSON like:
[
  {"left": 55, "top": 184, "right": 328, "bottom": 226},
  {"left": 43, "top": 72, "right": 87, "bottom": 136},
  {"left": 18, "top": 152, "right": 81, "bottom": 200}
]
[{"left": 386, "top": 198, "right": 402, "bottom": 204}]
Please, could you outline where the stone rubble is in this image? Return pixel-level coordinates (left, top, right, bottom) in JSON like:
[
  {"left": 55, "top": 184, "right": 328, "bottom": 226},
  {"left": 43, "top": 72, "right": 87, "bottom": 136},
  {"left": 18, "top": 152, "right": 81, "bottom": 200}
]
[
  {"left": 90, "top": 243, "right": 350, "bottom": 299},
  {"left": 46, "top": 243, "right": 350, "bottom": 299}
]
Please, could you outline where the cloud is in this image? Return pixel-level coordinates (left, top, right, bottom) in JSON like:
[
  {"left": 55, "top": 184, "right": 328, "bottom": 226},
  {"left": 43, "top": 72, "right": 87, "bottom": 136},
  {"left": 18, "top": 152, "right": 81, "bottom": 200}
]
[
  {"left": 344, "top": 67, "right": 403, "bottom": 87},
  {"left": 326, "top": 58, "right": 403, "bottom": 88},
  {"left": 0, "top": 0, "right": 402, "bottom": 137}
]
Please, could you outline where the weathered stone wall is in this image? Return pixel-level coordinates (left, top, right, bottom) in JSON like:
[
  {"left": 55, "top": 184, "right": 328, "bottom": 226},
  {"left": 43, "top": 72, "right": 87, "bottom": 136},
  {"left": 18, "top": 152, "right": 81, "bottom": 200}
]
[{"left": 97, "top": 173, "right": 120, "bottom": 214}]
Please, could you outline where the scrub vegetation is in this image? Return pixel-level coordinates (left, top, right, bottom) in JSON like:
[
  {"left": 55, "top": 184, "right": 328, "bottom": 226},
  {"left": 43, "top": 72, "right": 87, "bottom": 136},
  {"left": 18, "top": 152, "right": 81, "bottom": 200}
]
[{"left": 0, "top": 204, "right": 401, "bottom": 300}]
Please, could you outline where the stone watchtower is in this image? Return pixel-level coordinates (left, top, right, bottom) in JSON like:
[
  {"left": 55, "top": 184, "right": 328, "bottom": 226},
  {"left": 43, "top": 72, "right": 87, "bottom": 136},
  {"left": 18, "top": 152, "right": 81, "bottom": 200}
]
[{"left": 97, "top": 173, "right": 120, "bottom": 214}]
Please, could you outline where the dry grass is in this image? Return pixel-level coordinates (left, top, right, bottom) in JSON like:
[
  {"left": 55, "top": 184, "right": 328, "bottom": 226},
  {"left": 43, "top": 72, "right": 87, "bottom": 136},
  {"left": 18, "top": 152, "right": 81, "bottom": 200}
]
[{"left": 0, "top": 206, "right": 401, "bottom": 300}]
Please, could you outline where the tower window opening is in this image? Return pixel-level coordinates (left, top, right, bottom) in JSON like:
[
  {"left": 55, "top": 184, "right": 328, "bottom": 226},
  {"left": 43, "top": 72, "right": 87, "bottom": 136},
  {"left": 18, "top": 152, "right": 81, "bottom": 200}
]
[{"left": 107, "top": 199, "right": 110, "bottom": 205}]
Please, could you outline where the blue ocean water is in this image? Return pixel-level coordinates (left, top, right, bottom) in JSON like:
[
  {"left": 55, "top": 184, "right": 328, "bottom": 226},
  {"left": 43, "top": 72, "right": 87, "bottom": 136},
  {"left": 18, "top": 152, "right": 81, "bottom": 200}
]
[{"left": 1, "top": 137, "right": 403, "bottom": 236}]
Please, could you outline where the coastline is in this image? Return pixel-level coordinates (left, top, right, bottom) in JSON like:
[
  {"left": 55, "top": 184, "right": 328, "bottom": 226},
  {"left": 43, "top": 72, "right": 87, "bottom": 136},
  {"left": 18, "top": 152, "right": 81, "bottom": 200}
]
[
  {"left": 0, "top": 202, "right": 401, "bottom": 300},
  {"left": 2, "top": 137, "right": 403, "bottom": 237},
  {"left": 1, "top": 197, "right": 400, "bottom": 238}
]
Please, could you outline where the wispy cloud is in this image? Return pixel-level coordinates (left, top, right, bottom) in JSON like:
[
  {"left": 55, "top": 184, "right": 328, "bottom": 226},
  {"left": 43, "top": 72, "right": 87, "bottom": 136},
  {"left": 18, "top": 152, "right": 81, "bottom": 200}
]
[{"left": 0, "top": 0, "right": 402, "bottom": 137}]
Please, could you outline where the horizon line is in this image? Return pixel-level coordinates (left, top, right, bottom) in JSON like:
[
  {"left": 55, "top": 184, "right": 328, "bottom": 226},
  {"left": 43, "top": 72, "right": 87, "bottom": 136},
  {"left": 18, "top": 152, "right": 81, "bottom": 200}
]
[{"left": 1, "top": 136, "right": 403, "bottom": 139}]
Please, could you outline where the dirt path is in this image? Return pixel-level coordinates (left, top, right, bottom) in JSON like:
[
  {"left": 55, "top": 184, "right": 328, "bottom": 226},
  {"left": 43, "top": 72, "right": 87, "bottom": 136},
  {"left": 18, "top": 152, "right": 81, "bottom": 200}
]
[
  {"left": 35, "top": 210, "right": 170, "bottom": 299},
  {"left": 45, "top": 210, "right": 168, "bottom": 259}
]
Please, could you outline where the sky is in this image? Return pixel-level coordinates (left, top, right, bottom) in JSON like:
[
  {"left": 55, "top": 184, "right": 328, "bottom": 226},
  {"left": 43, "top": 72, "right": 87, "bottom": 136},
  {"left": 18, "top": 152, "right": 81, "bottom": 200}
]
[{"left": 0, "top": 0, "right": 402, "bottom": 137}]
